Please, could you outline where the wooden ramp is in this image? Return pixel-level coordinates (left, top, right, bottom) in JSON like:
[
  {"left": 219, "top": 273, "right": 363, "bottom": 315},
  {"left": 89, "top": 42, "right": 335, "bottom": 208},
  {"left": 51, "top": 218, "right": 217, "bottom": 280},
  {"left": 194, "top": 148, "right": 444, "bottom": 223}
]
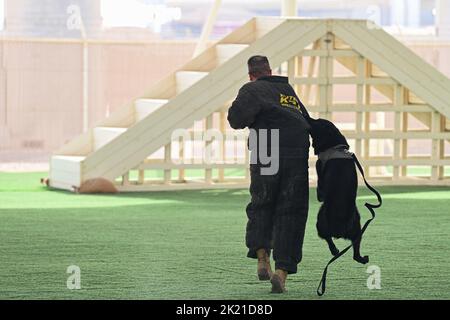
[{"left": 49, "top": 18, "right": 450, "bottom": 192}]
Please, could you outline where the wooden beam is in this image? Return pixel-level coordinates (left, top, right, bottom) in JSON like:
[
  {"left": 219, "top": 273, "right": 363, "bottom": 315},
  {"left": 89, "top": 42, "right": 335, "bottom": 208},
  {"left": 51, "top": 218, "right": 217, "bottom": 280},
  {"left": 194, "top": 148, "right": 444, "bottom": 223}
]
[
  {"left": 205, "top": 114, "right": 213, "bottom": 184},
  {"left": 164, "top": 143, "right": 172, "bottom": 184}
]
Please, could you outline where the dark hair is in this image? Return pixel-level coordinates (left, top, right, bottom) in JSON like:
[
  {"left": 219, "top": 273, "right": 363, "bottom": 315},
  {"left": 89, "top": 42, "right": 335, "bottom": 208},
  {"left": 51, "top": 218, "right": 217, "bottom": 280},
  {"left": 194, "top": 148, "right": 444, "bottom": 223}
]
[{"left": 247, "top": 55, "right": 271, "bottom": 78}]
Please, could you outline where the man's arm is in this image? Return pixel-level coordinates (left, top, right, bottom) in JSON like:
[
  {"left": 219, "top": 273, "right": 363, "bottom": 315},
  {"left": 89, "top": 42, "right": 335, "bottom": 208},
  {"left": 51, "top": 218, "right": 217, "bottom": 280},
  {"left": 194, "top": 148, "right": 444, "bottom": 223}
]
[{"left": 227, "top": 85, "right": 261, "bottom": 129}]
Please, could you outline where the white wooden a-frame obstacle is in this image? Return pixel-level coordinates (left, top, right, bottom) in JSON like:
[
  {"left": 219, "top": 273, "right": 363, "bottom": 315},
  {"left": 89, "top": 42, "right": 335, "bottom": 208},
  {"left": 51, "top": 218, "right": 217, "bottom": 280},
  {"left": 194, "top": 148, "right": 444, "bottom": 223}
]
[{"left": 49, "top": 18, "right": 450, "bottom": 192}]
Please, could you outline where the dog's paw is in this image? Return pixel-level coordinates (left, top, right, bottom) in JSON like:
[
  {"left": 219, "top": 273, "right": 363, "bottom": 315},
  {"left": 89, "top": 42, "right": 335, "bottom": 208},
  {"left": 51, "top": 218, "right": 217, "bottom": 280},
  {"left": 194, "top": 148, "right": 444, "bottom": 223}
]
[
  {"left": 354, "top": 255, "right": 369, "bottom": 264},
  {"left": 330, "top": 247, "right": 340, "bottom": 257}
]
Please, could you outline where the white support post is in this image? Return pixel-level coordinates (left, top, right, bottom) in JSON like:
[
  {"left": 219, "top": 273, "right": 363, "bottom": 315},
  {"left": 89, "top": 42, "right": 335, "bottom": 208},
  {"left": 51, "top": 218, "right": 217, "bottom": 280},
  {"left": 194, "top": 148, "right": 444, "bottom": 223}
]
[
  {"left": 218, "top": 111, "right": 226, "bottom": 182},
  {"left": 205, "top": 115, "right": 213, "bottom": 184},
  {"left": 355, "top": 56, "right": 365, "bottom": 159},
  {"left": 294, "top": 55, "right": 303, "bottom": 101},
  {"left": 281, "top": 0, "right": 298, "bottom": 17},
  {"left": 122, "top": 172, "right": 130, "bottom": 186},
  {"left": 325, "top": 34, "right": 334, "bottom": 121},
  {"left": 431, "top": 112, "right": 443, "bottom": 181},
  {"left": 138, "top": 169, "right": 145, "bottom": 185},
  {"left": 179, "top": 135, "right": 185, "bottom": 182},
  {"left": 78, "top": 12, "right": 89, "bottom": 133},
  {"left": 401, "top": 112, "right": 409, "bottom": 177},
  {"left": 393, "top": 84, "right": 404, "bottom": 179},
  {"left": 304, "top": 41, "right": 320, "bottom": 105},
  {"left": 82, "top": 41, "right": 89, "bottom": 133},
  {"left": 318, "top": 34, "right": 332, "bottom": 120},
  {"left": 193, "top": 0, "right": 222, "bottom": 57},
  {"left": 164, "top": 143, "right": 172, "bottom": 184},
  {"left": 287, "top": 57, "right": 296, "bottom": 85},
  {"left": 363, "top": 60, "right": 372, "bottom": 176}
]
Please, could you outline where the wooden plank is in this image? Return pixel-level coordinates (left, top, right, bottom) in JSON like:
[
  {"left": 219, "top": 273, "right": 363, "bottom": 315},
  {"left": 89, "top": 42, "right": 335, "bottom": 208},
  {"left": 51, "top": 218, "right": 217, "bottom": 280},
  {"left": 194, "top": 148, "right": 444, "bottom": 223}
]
[
  {"left": 93, "top": 127, "right": 127, "bottom": 151},
  {"left": 190, "top": 46, "right": 220, "bottom": 71},
  {"left": 255, "top": 17, "right": 285, "bottom": 38},
  {"left": 341, "top": 131, "right": 450, "bottom": 139},
  {"left": 288, "top": 57, "right": 296, "bottom": 82},
  {"left": 122, "top": 172, "right": 130, "bottom": 186},
  {"left": 164, "top": 143, "right": 172, "bottom": 184},
  {"left": 349, "top": 21, "right": 450, "bottom": 93},
  {"left": 401, "top": 112, "right": 408, "bottom": 177},
  {"left": 138, "top": 162, "right": 247, "bottom": 170},
  {"left": 205, "top": 115, "right": 213, "bottom": 184},
  {"left": 359, "top": 158, "right": 449, "bottom": 166},
  {"left": 216, "top": 44, "right": 249, "bottom": 64},
  {"left": 50, "top": 169, "right": 81, "bottom": 188},
  {"left": 178, "top": 135, "right": 185, "bottom": 182},
  {"left": 144, "top": 74, "right": 177, "bottom": 100},
  {"left": 220, "top": 18, "right": 257, "bottom": 44},
  {"left": 332, "top": 20, "right": 450, "bottom": 119},
  {"left": 319, "top": 104, "right": 432, "bottom": 112},
  {"left": 135, "top": 99, "right": 168, "bottom": 121},
  {"left": 301, "top": 49, "right": 358, "bottom": 57},
  {"left": 176, "top": 71, "right": 209, "bottom": 94},
  {"left": 363, "top": 60, "right": 371, "bottom": 175},
  {"left": 47, "top": 19, "right": 450, "bottom": 190},
  {"left": 218, "top": 111, "right": 226, "bottom": 182},
  {"left": 355, "top": 56, "right": 364, "bottom": 158},
  {"left": 333, "top": 27, "right": 447, "bottom": 138},
  {"left": 98, "top": 104, "right": 136, "bottom": 128},
  {"left": 393, "top": 84, "right": 403, "bottom": 179},
  {"left": 292, "top": 77, "right": 325, "bottom": 85},
  {"left": 304, "top": 40, "right": 320, "bottom": 104},
  {"left": 53, "top": 130, "right": 93, "bottom": 156},
  {"left": 51, "top": 156, "right": 85, "bottom": 173},
  {"left": 138, "top": 170, "right": 145, "bottom": 184},
  {"left": 431, "top": 111, "right": 444, "bottom": 181},
  {"left": 325, "top": 32, "right": 334, "bottom": 121},
  {"left": 318, "top": 36, "right": 329, "bottom": 119},
  {"left": 293, "top": 77, "right": 397, "bottom": 85}
]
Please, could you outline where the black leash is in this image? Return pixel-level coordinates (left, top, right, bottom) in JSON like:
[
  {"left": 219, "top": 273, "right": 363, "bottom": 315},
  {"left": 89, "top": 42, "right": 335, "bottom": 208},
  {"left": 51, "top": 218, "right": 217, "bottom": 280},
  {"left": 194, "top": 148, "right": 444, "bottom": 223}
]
[{"left": 316, "top": 154, "right": 383, "bottom": 296}]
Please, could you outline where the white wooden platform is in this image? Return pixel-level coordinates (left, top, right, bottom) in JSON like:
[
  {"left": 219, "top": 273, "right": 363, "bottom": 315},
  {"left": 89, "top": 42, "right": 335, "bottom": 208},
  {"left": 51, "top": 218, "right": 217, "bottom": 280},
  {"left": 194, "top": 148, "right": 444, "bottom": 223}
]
[{"left": 49, "top": 18, "right": 450, "bottom": 192}]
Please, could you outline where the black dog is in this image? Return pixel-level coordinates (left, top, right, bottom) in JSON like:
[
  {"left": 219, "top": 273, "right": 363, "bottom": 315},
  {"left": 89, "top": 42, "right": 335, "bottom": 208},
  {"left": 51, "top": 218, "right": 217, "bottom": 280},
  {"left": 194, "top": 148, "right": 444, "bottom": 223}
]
[{"left": 308, "top": 118, "right": 369, "bottom": 265}]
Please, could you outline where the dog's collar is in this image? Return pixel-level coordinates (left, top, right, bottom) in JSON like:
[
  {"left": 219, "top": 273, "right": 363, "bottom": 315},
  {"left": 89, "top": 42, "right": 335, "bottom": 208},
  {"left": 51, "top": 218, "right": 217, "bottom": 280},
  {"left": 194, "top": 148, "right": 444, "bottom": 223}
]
[{"left": 318, "top": 145, "right": 354, "bottom": 167}]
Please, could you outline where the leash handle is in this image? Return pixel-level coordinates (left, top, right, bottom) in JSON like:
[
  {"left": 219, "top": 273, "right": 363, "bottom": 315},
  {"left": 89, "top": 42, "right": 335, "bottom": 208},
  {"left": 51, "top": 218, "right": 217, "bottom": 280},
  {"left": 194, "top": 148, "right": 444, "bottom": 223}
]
[{"left": 316, "top": 154, "right": 383, "bottom": 296}]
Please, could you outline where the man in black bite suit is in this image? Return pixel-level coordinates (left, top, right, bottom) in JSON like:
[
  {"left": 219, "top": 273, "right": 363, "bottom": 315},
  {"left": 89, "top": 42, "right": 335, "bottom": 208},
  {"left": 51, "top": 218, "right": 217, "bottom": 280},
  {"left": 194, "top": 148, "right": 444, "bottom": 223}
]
[{"left": 227, "top": 56, "right": 311, "bottom": 293}]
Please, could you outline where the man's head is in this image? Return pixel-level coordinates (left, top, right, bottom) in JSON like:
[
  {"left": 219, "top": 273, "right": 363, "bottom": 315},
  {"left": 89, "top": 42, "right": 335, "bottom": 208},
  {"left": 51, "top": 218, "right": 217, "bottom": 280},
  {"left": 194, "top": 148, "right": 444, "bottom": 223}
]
[{"left": 247, "top": 55, "right": 272, "bottom": 81}]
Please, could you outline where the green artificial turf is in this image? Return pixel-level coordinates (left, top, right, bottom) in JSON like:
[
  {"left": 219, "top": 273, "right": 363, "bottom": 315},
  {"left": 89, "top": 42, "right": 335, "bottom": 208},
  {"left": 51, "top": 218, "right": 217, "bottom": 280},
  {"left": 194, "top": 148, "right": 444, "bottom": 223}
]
[{"left": 0, "top": 172, "right": 449, "bottom": 300}]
